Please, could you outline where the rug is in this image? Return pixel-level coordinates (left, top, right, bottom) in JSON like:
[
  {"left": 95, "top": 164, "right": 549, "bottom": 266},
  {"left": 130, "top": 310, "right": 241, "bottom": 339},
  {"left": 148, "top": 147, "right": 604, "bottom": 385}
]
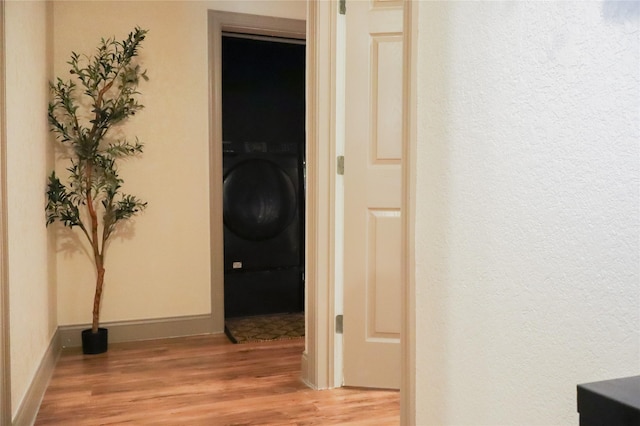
[{"left": 224, "top": 312, "right": 305, "bottom": 344}]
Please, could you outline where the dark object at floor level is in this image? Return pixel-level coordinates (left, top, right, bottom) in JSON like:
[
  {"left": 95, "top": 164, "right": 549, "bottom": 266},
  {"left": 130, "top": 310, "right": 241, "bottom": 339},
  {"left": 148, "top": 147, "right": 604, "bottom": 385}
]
[
  {"left": 577, "top": 375, "right": 640, "bottom": 426},
  {"left": 224, "top": 268, "right": 303, "bottom": 318},
  {"left": 81, "top": 327, "right": 108, "bottom": 355}
]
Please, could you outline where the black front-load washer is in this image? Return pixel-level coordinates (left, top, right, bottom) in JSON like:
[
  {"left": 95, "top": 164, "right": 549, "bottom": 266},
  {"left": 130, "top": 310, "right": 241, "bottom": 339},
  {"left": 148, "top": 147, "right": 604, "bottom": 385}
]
[{"left": 223, "top": 141, "right": 304, "bottom": 318}]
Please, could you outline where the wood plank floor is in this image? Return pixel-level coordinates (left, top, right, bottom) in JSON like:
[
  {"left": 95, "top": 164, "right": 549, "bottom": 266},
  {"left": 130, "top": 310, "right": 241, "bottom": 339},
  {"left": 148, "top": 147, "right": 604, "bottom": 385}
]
[{"left": 35, "top": 334, "right": 399, "bottom": 425}]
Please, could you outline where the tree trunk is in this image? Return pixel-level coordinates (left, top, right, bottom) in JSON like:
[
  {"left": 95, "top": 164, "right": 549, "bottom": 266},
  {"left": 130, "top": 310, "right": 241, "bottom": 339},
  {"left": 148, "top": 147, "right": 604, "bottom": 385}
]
[
  {"left": 92, "top": 257, "right": 105, "bottom": 334},
  {"left": 86, "top": 161, "right": 103, "bottom": 335}
]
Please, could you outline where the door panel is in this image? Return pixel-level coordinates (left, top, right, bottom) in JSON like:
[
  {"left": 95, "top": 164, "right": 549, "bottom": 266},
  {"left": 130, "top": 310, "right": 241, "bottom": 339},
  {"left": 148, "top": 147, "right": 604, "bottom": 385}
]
[
  {"left": 343, "top": 0, "right": 404, "bottom": 389},
  {"left": 368, "top": 209, "right": 402, "bottom": 337}
]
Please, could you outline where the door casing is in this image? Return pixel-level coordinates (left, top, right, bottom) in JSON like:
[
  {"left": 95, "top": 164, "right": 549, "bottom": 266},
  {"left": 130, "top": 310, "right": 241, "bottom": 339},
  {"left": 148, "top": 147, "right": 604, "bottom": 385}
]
[
  {"left": 0, "top": 1, "right": 11, "bottom": 423},
  {"left": 300, "top": 0, "right": 338, "bottom": 390}
]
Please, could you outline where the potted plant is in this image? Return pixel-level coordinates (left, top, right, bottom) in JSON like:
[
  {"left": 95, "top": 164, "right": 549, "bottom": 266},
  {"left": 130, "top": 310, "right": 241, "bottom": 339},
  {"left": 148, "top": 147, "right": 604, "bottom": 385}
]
[{"left": 45, "top": 27, "right": 149, "bottom": 354}]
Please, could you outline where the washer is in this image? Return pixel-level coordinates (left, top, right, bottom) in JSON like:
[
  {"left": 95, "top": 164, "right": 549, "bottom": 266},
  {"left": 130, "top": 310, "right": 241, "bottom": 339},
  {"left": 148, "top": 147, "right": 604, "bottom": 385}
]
[{"left": 223, "top": 141, "right": 304, "bottom": 318}]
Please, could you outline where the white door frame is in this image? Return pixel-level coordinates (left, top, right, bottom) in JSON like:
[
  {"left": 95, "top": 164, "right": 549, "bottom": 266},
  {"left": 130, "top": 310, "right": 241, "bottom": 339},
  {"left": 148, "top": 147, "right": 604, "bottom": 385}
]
[
  {"left": 401, "top": 1, "right": 417, "bottom": 423},
  {"left": 300, "top": 0, "right": 338, "bottom": 390},
  {"left": 0, "top": 0, "right": 11, "bottom": 422}
]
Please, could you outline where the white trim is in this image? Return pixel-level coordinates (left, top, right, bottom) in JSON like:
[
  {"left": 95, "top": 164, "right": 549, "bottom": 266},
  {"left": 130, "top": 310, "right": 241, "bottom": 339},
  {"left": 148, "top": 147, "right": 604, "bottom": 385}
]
[
  {"left": 11, "top": 329, "right": 60, "bottom": 426},
  {"left": 299, "top": 352, "right": 319, "bottom": 390},
  {"left": 0, "top": 0, "right": 11, "bottom": 423},
  {"left": 301, "top": 0, "right": 337, "bottom": 390},
  {"left": 401, "top": 0, "right": 418, "bottom": 424}
]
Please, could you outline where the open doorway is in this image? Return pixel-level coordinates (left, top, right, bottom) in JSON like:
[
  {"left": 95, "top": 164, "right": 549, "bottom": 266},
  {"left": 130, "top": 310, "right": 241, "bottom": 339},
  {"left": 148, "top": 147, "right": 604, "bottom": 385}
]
[
  {"left": 207, "top": 12, "right": 307, "bottom": 344},
  {"left": 208, "top": 8, "right": 341, "bottom": 391},
  {"left": 221, "top": 33, "right": 306, "bottom": 320}
]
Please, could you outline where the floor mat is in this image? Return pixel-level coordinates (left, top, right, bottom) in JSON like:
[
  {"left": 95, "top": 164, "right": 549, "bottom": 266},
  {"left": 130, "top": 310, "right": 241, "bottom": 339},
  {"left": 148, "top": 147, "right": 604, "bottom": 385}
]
[{"left": 224, "top": 312, "right": 305, "bottom": 344}]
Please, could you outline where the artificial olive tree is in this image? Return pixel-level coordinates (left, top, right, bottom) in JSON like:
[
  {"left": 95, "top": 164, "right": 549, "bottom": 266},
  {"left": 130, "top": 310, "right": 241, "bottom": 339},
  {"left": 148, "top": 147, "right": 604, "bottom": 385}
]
[{"left": 46, "top": 27, "right": 149, "bottom": 334}]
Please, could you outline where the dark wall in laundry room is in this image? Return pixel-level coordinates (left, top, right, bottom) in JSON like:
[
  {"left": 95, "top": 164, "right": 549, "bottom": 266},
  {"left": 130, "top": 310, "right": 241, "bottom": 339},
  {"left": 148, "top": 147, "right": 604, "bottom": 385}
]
[{"left": 222, "top": 35, "right": 305, "bottom": 145}]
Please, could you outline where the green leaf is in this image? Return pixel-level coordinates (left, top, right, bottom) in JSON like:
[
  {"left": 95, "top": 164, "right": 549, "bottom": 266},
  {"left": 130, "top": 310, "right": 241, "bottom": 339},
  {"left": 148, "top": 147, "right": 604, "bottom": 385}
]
[{"left": 46, "top": 26, "right": 149, "bottom": 249}]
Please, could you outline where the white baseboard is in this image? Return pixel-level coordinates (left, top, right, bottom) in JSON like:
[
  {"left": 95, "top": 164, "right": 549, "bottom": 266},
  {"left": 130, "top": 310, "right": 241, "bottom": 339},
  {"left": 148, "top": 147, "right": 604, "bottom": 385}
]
[
  {"left": 300, "top": 351, "right": 319, "bottom": 390},
  {"left": 12, "top": 328, "right": 60, "bottom": 426}
]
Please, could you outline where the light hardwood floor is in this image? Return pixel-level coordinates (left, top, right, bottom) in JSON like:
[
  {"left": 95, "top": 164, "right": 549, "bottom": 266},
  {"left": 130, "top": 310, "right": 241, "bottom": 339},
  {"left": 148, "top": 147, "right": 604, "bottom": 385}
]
[{"left": 35, "top": 334, "right": 399, "bottom": 425}]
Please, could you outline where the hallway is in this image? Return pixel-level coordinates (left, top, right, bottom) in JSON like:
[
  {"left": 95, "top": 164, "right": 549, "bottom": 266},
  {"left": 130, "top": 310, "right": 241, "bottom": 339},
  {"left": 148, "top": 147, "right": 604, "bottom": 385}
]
[{"left": 35, "top": 335, "right": 399, "bottom": 425}]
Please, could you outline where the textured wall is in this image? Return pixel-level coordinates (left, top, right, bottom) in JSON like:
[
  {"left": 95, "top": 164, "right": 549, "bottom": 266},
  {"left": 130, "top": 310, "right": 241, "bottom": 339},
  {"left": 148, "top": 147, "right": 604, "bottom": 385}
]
[
  {"left": 5, "top": 0, "right": 56, "bottom": 416},
  {"left": 414, "top": 2, "right": 639, "bottom": 424},
  {"left": 52, "top": 1, "right": 306, "bottom": 325}
]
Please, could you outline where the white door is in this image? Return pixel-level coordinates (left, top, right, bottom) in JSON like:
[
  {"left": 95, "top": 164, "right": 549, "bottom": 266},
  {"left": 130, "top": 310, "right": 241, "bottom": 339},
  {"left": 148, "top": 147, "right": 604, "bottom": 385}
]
[{"left": 343, "top": 0, "right": 404, "bottom": 389}]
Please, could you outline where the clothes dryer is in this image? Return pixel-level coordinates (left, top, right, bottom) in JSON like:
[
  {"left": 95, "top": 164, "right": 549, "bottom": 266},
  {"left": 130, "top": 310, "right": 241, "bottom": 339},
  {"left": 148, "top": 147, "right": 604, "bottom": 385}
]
[{"left": 222, "top": 141, "right": 304, "bottom": 317}]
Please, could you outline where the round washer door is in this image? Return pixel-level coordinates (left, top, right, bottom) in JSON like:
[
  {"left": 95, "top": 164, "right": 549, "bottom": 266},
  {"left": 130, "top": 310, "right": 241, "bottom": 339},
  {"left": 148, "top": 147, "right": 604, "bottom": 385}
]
[{"left": 223, "top": 158, "right": 297, "bottom": 241}]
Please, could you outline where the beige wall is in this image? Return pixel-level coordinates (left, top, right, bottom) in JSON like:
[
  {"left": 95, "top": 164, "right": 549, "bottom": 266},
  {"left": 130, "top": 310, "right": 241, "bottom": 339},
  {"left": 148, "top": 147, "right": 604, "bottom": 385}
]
[
  {"left": 414, "top": 2, "right": 640, "bottom": 424},
  {"left": 52, "top": 1, "right": 306, "bottom": 326},
  {"left": 5, "top": 0, "right": 55, "bottom": 417}
]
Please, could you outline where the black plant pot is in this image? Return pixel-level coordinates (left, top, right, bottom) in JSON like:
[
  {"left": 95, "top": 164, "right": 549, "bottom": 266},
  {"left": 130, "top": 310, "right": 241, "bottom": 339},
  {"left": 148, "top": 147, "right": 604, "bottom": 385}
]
[{"left": 81, "top": 328, "right": 108, "bottom": 355}]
